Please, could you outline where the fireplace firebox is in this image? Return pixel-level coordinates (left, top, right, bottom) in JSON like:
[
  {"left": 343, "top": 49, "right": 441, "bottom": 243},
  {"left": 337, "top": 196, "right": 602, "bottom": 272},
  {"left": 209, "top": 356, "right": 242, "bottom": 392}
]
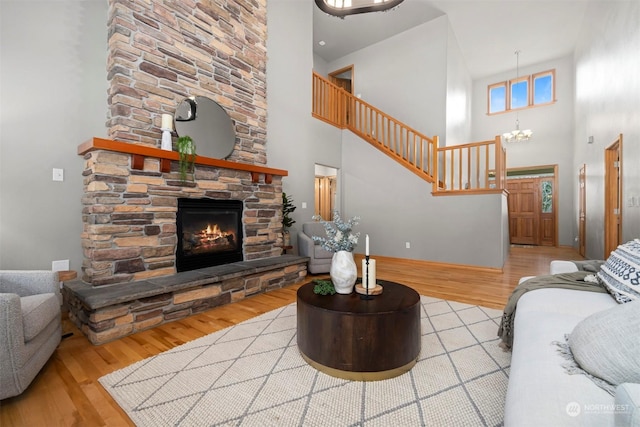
[{"left": 176, "top": 198, "right": 243, "bottom": 272}]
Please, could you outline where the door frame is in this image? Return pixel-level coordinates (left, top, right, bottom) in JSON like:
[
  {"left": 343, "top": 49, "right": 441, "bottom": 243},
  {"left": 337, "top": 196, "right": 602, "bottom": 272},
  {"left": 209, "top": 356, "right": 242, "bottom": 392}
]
[
  {"left": 328, "top": 65, "right": 354, "bottom": 95},
  {"left": 604, "top": 134, "right": 623, "bottom": 257},
  {"left": 506, "top": 164, "right": 559, "bottom": 247},
  {"left": 579, "top": 164, "right": 586, "bottom": 257}
]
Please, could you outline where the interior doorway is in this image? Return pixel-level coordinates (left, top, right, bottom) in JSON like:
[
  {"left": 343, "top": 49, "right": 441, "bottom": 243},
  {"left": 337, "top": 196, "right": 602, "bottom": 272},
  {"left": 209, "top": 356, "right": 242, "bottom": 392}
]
[
  {"left": 328, "top": 65, "right": 354, "bottom": 94},
  {"left": 329, "top": 65, "right": 354, "bottom": 126},
  {"left": 604, "top": 134, "right": 623, "bottom": 257},
  {"left": 315, "top": 164, "right": 338, "bottom": 221},
  {"left": 506, "top": 165, "right": 558, "bottom": 246}
]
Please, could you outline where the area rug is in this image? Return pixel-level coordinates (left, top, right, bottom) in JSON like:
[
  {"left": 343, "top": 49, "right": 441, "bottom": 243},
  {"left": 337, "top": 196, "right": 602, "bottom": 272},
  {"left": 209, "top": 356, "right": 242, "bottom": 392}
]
[{"left": 99, "top": 296, "right": 510, "bottom": 426}]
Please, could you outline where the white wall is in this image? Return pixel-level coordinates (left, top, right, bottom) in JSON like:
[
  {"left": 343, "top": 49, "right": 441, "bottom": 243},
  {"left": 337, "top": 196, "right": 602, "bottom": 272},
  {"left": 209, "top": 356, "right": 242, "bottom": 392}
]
[
  {"left": 342, "top": 131, "right": 508, "bottom": 268},
  {"left": 325, "top": 16, "right": 449, "bottom": 141},
  {"left": 574, "top": 1, "right": 640, "bottom": 259},
  {"left": 472, "top": 54, "right": 576, "bottom": 246},
  {"left": 445, "top": 24, "right": 472, "bottom": 146},
  {"left": 266, "top": 0, "right": 343, "bottom": 251},
  {"left": 0, "top": 1, "right": 108, "bottom": 270}
]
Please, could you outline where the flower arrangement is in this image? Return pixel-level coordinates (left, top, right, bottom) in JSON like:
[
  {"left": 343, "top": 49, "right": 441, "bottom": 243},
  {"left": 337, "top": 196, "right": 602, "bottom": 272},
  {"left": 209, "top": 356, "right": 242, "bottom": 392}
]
[{"left": 312, "top": 210, "right": 360, "bottom": 252}]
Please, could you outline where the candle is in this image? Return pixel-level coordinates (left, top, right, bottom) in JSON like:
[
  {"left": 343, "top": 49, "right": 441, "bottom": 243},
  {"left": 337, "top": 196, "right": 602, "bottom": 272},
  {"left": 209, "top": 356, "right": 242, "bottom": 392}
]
[
  {"left": 161, "top": 113, "right": 173, "bottom": 131},
  {"left": 361, "top": 258, "right": 376, "bottom": 289},
  {"left": 365, "top": 234, "right": 369, "bottom": 256}
]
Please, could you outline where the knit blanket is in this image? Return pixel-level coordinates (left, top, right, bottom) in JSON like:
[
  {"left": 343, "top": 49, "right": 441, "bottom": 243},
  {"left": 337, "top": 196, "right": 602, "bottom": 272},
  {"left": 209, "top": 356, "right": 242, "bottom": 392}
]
[{"left": 497, "top": 271, "right": 607, "bottom": 349}]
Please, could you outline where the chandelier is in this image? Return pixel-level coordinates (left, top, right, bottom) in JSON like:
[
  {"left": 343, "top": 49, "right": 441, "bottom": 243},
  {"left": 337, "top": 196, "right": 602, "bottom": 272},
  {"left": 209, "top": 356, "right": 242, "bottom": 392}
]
[
  {"left": 503, "top": 119, "right": 533, "bottom": 142},
  {"left": 315, "top": 0, "right": 404, "bottom": 17},
  {"left": 503, "top": 50, "right": 533, "bottom": 143}
]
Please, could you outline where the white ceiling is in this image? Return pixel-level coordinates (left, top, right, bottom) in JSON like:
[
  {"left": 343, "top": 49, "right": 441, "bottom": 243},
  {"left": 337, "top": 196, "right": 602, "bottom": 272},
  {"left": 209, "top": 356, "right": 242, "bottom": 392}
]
[{"left": 313, "top": 0, "right": 592, "bottom": 79}]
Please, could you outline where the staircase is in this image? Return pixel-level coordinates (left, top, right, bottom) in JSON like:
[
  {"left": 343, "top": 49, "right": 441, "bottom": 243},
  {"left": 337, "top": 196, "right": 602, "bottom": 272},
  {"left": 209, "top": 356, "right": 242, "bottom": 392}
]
[{"left": 312, "top": 72, "right": 506, "bottom": 194}]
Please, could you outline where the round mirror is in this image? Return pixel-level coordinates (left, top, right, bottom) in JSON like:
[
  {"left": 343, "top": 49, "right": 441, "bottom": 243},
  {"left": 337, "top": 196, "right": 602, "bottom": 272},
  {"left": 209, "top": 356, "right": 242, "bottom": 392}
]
[{"left": 174, "top": 96, "right": 236, "bottom": 160}]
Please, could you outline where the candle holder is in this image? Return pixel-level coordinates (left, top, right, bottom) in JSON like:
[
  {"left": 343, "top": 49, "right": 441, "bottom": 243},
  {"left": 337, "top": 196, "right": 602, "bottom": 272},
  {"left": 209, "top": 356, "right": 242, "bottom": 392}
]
[
  {"left": 161, "top": 128, "right": 173, "bottom": 151},
  {"left": 360, "top": 255, "right": 373, "bottom": 300}
]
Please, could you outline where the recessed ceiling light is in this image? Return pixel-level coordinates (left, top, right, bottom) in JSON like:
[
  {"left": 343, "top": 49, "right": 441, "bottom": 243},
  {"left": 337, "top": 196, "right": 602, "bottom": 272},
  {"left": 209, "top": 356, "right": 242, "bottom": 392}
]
[{"left": 319, "top": 40, "right": 326, "bottom": 46}]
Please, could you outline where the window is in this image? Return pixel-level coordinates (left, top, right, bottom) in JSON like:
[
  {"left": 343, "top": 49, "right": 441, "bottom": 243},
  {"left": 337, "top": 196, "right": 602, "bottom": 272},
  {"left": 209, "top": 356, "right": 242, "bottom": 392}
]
[
  {"left": 488, "top": 82, "right": 506, "bottom": 113},
  {"left": 510, "top": 77, "right": 529, "bottom": 109},
  {"left": 533, "top": 70, "right": 555, "bottom": 105},
  {"left": 488, "top": 69, "right": 555, "bottom": 114},
  {"left": 541, "top": 180, "right": 553, "bottom": 213}
]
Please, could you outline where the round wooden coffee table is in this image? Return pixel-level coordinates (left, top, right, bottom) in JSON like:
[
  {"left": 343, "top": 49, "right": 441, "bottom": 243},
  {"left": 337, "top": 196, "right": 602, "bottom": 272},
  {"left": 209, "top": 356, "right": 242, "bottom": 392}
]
[{"left": 296, "top": 279, "right": 421, "bottom": 381}]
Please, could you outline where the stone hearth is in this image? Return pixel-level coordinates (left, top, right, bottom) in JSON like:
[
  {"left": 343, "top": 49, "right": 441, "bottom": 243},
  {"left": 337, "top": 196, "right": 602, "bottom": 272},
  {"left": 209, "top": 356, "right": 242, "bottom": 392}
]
[{"left": 64, "top": 255, "right": 308, "bottom": 345}]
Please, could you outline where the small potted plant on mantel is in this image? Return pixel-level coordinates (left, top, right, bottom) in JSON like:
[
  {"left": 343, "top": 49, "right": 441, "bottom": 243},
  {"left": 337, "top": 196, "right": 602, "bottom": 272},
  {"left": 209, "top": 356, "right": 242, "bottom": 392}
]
[
  {"left": 282, "top": 192, "right": 296, "bottom": 247},
  {"left": 176, "top": 135, "right": 196, "bottom": 183}
]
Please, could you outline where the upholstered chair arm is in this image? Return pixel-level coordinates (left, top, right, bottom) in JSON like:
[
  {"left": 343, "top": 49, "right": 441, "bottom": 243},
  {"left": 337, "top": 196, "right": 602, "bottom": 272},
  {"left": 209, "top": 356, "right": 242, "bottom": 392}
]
[
  {"left": 0, "top": 293, "right": 25, "bottom": 396},
  {"left": 0, "top": 271, "right": 59, "bottom": 298},
  {"left": 297, "top": 232, "right": 315, "bottom": 258},
  {"left": 549, "top": 261, "right": 579, "bottom": 275}
]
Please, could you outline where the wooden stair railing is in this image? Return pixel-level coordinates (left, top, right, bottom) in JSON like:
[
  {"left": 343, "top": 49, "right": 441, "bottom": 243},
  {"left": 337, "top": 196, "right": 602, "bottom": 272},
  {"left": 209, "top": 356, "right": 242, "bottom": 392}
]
[
  {"left": 312, "top": 72, "right": 436, "bottom": 184},
  {"left": 432, "top": 137, "right": 506, "bottom": 194},
  {"left": 312, "top": 71, "right": 506, "bottom": 194}
]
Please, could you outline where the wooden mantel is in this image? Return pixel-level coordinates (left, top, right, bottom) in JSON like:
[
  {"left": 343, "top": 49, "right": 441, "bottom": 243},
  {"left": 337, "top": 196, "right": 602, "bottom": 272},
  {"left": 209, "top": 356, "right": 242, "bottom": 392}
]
[{"left": 78, "top": 137, "right": 288, "bottom": 184}]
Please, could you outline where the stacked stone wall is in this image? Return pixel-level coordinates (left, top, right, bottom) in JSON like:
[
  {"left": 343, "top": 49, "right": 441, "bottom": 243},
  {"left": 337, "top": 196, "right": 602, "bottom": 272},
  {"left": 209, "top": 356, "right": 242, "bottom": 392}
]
[{"left": 106, "top": 0, "right": 267, "bottom": 166}]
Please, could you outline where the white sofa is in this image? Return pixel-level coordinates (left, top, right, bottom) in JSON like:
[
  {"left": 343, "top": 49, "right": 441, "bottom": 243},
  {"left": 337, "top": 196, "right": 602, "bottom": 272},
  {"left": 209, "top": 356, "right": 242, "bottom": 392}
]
[{"left": 504, "top": 261, "right": 640, "bottom": 426}]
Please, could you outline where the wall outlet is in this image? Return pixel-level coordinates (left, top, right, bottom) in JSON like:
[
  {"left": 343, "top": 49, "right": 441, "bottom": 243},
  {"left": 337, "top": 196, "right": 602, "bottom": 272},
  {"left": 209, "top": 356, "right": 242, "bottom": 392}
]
[
  {"left": 52, "top": 259, "right": 69, "bottom": 272},
  {"left": 301, "top": 202, "right": 307, "bottom": 209},
  {"left": 52, "top": 168, "right": 64, "bottom": 181},
  {"left": 405, "top": 242, "right": 410, "bottom": 249}
]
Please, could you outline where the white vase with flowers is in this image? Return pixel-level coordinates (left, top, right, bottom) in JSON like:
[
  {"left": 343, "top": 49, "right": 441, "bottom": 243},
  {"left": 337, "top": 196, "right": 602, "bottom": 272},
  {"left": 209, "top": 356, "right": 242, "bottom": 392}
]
[{"left": 312, "top": 211, "right": 360, "bottom": 294}]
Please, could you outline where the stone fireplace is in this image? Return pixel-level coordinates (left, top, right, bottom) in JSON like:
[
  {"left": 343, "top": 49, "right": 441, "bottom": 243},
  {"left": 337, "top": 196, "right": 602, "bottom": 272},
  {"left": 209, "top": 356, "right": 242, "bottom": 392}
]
[
  {"left": 79, "top": 138, "right": 289, "bottom": 286},
  {"left": 65, "top": 139, "right": 308, "bottom": 345},
  {"left": 61, "top": 1, "right": 310, "bottom": 345}
]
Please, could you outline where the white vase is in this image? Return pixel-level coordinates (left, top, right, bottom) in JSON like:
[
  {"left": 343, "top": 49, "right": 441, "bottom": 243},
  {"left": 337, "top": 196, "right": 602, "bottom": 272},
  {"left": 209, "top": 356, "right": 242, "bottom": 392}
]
[{"left": 330, "top": 250, "right": 357, "bottom": 294}]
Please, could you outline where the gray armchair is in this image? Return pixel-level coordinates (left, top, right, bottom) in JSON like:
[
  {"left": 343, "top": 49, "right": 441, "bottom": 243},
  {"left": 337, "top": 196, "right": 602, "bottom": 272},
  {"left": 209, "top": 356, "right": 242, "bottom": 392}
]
[
  {"left": 0, "top": 270, "right": 61, "bottom": 400},
  {"left": 297, "top": 222, "right": 333, "bottom": 274}
]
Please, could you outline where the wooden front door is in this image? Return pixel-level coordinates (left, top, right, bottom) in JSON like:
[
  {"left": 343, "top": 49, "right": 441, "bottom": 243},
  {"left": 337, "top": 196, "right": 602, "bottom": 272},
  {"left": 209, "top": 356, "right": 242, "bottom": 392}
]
[
  {"left": 507, "top": 174, "right": 557, "bottom": 246},
  {"left": 507, "top": 179, "right": 538, "bottom": 245}
]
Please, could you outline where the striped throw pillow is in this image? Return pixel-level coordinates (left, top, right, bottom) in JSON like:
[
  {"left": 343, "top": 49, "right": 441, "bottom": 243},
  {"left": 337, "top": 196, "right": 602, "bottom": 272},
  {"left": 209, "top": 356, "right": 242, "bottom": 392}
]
[{"left": 598, "top": 239, "right": 640, "bottom": 303}]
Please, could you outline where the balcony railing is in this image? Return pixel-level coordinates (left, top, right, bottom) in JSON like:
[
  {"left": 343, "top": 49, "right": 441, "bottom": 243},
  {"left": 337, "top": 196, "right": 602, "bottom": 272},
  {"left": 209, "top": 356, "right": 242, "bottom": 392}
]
[{"left": 433, "top": 137, "right": 506, "bottom": 194}]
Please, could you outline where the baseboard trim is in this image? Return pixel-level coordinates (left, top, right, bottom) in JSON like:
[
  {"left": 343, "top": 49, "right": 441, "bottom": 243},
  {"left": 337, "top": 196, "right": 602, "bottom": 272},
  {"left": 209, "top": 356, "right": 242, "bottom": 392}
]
[{"left": 353, "top": 253, "right": 503, "bottom": 273}]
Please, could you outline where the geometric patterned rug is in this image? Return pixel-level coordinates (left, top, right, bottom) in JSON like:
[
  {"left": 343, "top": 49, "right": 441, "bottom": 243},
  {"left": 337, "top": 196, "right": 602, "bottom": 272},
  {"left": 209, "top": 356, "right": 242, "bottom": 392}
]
[{"left": 99, "top": 296, "right": 510, "bottom": 426}]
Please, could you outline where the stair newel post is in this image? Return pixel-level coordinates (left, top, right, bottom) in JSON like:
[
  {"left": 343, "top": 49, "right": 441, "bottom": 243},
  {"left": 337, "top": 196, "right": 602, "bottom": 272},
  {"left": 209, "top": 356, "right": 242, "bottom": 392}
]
[
  {"left": 494, "top": 135, "right": 505, "bottom": 190},
  {"left": 432, "top": 135, "right": 439, "bottom": 193}
]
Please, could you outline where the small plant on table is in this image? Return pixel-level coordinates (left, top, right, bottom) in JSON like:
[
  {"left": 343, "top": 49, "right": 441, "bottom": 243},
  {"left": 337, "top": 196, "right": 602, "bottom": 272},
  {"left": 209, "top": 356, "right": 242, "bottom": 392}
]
[{"left": 313, "top": 279, "right": 336, "bottom": 295}]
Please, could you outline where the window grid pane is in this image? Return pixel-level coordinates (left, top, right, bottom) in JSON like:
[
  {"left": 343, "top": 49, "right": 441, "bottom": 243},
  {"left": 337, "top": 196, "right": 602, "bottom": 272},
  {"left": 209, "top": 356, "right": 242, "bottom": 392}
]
[
  {"left": 541, "top": 181, "right": 553, "bottom": 213},
  {"left": 511, "top": 79, "right": 528, "bottom": 109},
  {"left": 489, "top": 85, "right": 506, "bottom": 113},
  {"left": 534, "top": 73, "right": 553, "bottom": 104}
]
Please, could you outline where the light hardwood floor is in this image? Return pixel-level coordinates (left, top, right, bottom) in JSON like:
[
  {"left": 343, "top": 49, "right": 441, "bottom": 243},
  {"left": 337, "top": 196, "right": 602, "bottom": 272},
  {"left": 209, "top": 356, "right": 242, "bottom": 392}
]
[{"left": 0, "top": 245, "right": 582, "bottom": 426}]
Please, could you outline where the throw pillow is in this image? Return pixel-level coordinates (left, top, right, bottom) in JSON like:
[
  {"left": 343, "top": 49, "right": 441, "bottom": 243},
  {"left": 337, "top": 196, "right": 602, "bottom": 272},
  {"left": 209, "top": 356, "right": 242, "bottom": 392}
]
[
  {"left": 559, "top": 300, "right": 640, "bottom": 395},
  {"left": 597, "top": 239, "right": 640, "bottom": 303}
]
